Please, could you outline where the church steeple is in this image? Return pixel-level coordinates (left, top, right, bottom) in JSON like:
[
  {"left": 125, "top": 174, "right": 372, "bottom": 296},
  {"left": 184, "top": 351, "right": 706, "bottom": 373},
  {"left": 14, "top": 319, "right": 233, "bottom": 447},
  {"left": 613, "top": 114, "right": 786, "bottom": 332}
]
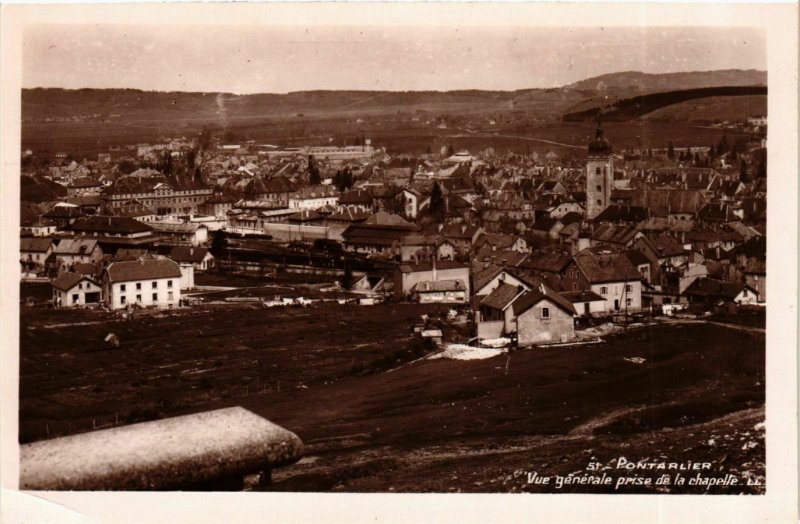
[{"left": 585, "top": 116, "right": 614, "bottom": 220}]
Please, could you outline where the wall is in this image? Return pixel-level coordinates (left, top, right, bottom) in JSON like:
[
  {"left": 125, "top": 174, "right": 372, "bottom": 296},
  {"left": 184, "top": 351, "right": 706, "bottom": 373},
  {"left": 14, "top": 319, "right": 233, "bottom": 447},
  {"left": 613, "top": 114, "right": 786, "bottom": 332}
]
[
  {"left": 107, "top": 278, "right": 181, "bottom": 310},
  {"left": 590, "top": 280, "right": 642, "bottom": 312},
  {"left": 517, "top": 301, "right": 575, "bottom": 347},
  {"left": 477, "top": 320, "right": 505, "bottom": 340}
]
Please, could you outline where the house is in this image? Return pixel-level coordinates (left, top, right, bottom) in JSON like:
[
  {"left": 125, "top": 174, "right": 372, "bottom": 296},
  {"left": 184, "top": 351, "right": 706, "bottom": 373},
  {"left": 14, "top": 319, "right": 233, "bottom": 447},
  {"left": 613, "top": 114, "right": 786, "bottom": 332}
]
[
  {"left": 396, "top": 188, "right": 422, "bottom": 220},
  {"left": 562, "top": 247, "right": 643, "bottom": 313},
  {"left": 513, "top": 285, "right": 577, "bottom": 346},
  {"left": 559, "top": 290, "right": 606, "bottom": 317},
  {"left": 477, "top": 283, "right": 529, "bottom": 339},
  {"left": 683, "top": 278, "right": 758, "bottom": 308},
  {"left": 472, "top": 266, "right": 533, "bottom": 299},
  {"left": 52, "top": 238, "right": 103, "bottom": 274},
  {"left": 102, "top": 259, "right": 182, "bottom": 310},
  {"left": 51, "top": 272, "right": 102, "bottom": 308},
  {"left": 394, "top": 260, "right": 470, "bottom": 302},
  {"left": 411, "top": 280, "right": 468, "bottom": 304},
  {"left": 743, "top": 259, "right": 766, "bottom": 303},
  {"left": 42, "top": 203, "right": 84, "bottom": 229},
  {"left": 20, "top": 237, "right": 54, "bottom": 273},
  {"left": 67, "top": 177, "right": 104, "bottom": 197},
  {"left": 287, "top": 184, "right": 339, "bottom": 211},
  {"left": 168, "top": 246, "right": 215, "bottom": 272},
  {"left": 342, "top": 212, "right": 419, "bottom": 256}
]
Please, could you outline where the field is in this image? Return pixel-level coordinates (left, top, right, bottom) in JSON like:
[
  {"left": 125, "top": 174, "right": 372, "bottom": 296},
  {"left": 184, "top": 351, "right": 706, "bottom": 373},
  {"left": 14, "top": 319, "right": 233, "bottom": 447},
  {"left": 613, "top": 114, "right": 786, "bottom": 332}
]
[
  {"left": 22, "top": 117, "right": 755, "bottom": 159},
  {"left": 19, "top": 279, "right": 765, "bottom": 494}
]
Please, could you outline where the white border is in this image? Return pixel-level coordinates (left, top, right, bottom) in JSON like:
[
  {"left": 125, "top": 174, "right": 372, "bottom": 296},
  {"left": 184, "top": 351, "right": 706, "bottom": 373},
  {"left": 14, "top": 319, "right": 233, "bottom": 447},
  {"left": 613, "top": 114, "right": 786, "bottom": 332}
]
[{"left": 1, "top": 3, "right": 797, "bottom": 523}]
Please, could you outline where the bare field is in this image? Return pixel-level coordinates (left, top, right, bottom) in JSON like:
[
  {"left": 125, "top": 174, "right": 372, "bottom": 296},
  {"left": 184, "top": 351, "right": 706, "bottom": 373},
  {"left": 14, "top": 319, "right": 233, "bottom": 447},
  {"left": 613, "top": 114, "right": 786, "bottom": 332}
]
[
  {"left": 19, "top": 276, "right": 765, "bottom": 493},
  {"left": 21, "top": 118, "right": 753, "bottom": 158}
]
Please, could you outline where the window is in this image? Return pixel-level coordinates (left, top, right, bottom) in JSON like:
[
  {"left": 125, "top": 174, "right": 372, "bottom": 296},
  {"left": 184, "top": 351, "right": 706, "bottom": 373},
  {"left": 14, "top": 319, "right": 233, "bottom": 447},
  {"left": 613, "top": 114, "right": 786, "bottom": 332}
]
[
  {"left": 596, "top": 185, "right": 602, "bottom": 192},
  {"left": 572, "top": 283, "right": 578, "bottom": 291},
  {"left": 121, "top": 284, "right": 126, "bottom": 292},
  {"left": 167, "top": 280, "right": 173, "bottom": 288},
  {"left": 168, "top": 291, "right": 174, "bottom": 300},
  {"left": 541, "top": 307, "right": 550, "bottom": 319},
  {"left": 72, "top": 294, "right": 79, "bottom": 304},
  {"left": 600, "top": 286, "right": 607, "bottom": 294},
  {"left": 152, "top": 281, "right": 158, "bottom": 289},
  {"left": 136, "top": 282, "right": 142, "bottom": 290},
  {"left": 625, "top": 284, "right": 632, "bottom": 293},
  {"left": 597, "top": 199, "right": 602, "bottom": 206},
  {"left": 595, "top": 167, "right": 601, "bottom": 175},
  {"left": 78, "top": 283, "right": 82, "bottom": 290},
  {"left": 120, "top": 296, "right": 126, "bottom": 305},
  {"left": 136, "top": 294, "right": 142, "bottom": 302},
  {"left": 626, "top": 298, "right": 632, "bottom": 307}
]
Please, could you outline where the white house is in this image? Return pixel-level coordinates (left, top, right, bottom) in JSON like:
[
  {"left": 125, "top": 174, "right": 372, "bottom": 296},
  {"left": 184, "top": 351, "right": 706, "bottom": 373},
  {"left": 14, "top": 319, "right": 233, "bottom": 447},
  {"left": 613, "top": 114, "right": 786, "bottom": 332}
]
[
  {"left": 51, "top": 272, "right": 103, "bottom": 307},
  {"left": 102, "top": 259, "right": 182, "bottom": 310}
]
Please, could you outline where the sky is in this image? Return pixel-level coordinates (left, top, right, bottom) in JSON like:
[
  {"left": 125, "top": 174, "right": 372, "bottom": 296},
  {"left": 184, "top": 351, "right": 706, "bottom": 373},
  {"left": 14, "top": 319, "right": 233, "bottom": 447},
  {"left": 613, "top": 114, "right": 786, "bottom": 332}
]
[{"left": 23, "top": 25, "right": 766, "bottom": 94}]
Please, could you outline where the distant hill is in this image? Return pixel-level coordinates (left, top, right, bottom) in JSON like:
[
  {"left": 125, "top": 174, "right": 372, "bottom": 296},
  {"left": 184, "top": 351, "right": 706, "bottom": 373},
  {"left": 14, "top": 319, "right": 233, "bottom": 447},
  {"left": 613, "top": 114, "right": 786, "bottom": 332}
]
[
  {"left": 562, "top": 86, "right": 768, "bottom": 122},
  {"left": 641, "top": 95, "right": 767, "bottom": 123},
  {"left": 565, "top": 69, "right": 766, "bottom": 94}
]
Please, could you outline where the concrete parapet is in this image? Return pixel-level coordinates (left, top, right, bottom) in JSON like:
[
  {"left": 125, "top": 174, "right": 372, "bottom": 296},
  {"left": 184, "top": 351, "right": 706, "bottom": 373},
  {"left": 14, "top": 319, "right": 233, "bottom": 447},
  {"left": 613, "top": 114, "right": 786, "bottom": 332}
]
[{"left": 20, "top": 406, "right": 303, "bottom": 490}]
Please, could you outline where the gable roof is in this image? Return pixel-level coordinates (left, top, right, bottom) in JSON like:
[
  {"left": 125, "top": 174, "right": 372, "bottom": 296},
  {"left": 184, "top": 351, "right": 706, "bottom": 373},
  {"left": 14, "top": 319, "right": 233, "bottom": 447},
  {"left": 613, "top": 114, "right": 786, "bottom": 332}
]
[
  {"left": 168, "top": 246, "right": 210, "bottom": 263},
  {"left": 104, "top": 259, "right": 182, "bottom": 283},
  {"left": 52, "top": 238, "right": 99, "bottom": 255},
  {"left": 69, "top": 215, "right": 153, "bottom": 235},
  {"left": 683, "top": 278, "right": 749, "bottom": 300},
  {"left": 512, "top": 284, "right": 576, "bottom": 316},
  {"left": 20, "top": 237, "right": 53, "bottom": 252},
  {"left": 51, "top": 272, "right": 99, "bottom": 292},
  {"left": 480, "top": 282, "right": 527, "bottom": 311},
  {"left": 573, "top": 247, "right": 642, "bottom": 284}
]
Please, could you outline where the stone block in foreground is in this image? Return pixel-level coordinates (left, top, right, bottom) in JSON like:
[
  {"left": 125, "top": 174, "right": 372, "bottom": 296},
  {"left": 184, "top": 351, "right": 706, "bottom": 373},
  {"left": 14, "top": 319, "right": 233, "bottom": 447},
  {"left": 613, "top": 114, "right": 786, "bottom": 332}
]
[{"left": 20, "top": 406, "right": 303, "bottom": 490}]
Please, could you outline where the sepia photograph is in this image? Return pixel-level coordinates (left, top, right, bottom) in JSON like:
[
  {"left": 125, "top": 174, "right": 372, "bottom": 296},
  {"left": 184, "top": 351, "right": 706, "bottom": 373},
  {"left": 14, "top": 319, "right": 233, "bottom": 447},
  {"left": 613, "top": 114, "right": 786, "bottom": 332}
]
[{"left": 1, "top": 2, "right": 797, "bottom": 523}]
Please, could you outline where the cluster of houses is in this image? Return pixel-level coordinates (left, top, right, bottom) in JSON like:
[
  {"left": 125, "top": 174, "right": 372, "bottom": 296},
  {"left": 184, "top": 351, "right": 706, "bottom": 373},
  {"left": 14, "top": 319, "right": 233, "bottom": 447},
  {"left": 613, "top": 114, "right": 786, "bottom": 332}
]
[{"left": 21, "top": 121, "right": 766, "bottom": 344}]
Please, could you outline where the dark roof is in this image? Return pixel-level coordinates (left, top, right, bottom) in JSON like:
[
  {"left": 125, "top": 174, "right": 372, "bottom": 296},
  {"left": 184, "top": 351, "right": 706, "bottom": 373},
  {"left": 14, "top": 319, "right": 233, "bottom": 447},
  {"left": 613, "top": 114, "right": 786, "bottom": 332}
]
[
  {"left": 51, "top": 272, "right": 98, "bottom": 292},
  {"left": 168, "top": 246, "right": 210, "bottom": 263},
  {"left": 104, "top": 259, "right": 182, "bottom": 283},
  {"left": 559, "top": 212, "right": 583, "bottom": 226},
  {"left": 683, "top": 278, "right": 748, "bottom": 300},
  {"left": 338, "top": 189, "right": 373, "bottom": 205},
  {"left": 624, "top": 249, "right": 651, "bottom": 267},
  {"left": 594, "top": 205, "right": 649, "bottom": 224},
  {"left": 559, "top": 290, "right": 606, "bottom": 303},
  {"left": 480, "top": 283, "right": 526, "bottom": 310},
  {"left": 590, "top": 224, "right": 639, "bottom": 246},
  {"left": 573, "top": 247, "right": 642, "bottom": 284},
  {"left": 20, "top": 237, "right": 53, "bottom": 252},
  {"left": 519, "top": 251, "right": 572, "bottom": 273},
  {"left": 645, "top": 233, "right": 686, "bottom": 258},
  {"left": 69, "top": 215, "right": 153, "bottom": 235},
  {"left": 532, "top": 216, "right": 559, "bottom": 232},
  {"left": 512, "top": 285, "right": 576, "bottom": 316}
]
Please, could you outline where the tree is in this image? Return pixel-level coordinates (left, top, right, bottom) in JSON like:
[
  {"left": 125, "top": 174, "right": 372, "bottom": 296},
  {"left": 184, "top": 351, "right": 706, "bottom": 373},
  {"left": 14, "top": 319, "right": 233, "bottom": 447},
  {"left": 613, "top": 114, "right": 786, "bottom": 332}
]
[
  {"left": 446, "top": 144, "right": 455, "bottom": 157},
  {"left": 429, "top": 181, "right": 443, "bottom": 215},
  {"left": 308, "top": 155, "right": 321, "bottom": 185},
  {"left": 667, "top": 141, "right": 675, "bottom": 160},
  {"left": 198, "top": 127, "right": 213, "bottom": 151},
  {"left": 716, "top": 134, "right": 730, "bottom": 156},
  {"left": 340, "top": 260, "right": 355, "bottom": 291},
  {"left": 739, "top": 159, "right": 748, "bottom": 183},
  {"left": 210, "top": 229, "right": 227, "bottom": 258}
]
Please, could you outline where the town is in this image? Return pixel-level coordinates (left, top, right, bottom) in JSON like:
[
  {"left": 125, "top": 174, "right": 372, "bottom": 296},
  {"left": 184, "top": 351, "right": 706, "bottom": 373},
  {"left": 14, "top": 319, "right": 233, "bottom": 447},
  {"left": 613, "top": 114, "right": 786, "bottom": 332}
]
[{"left": 18, "top": 83, "right": 767, "bottom": 494}]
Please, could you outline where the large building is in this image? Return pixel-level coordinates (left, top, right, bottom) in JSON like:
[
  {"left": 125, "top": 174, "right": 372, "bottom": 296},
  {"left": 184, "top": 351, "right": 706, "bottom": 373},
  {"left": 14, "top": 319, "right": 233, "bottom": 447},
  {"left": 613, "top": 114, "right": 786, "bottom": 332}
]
[
  {"left": 585, "top": 123, "right": 614, "bottom": 220},
  {"left": 102, "top": 177, "right": 213, "bottom": 216}
]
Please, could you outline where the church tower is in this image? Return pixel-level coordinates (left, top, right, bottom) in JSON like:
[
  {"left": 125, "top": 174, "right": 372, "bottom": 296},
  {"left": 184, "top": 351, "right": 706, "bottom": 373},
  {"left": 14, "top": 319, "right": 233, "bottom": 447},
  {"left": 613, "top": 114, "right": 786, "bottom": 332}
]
[{"left": 585, "top": 122, "right": 614, "bottom": 220}]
